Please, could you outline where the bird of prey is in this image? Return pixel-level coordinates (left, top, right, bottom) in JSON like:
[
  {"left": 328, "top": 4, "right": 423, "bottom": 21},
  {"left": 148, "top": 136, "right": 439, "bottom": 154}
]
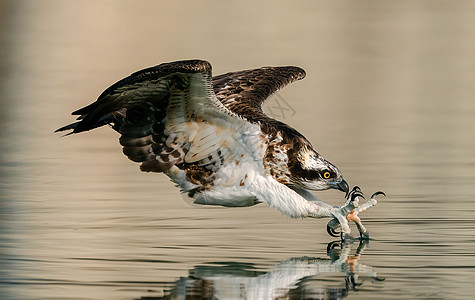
[{"left": 56, "top": 59, "right": 384, "bottom": 240}]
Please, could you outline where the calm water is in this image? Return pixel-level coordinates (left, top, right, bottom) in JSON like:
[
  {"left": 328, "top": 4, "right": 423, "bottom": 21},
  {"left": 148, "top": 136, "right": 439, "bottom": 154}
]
[{"left": 1, "top": 1, "right": 475, "bottom": 299}]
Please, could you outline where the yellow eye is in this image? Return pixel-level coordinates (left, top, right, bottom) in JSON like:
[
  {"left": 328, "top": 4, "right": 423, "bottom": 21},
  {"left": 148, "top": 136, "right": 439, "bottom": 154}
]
[{"left": 323, "top": 171, "right": 331, "bottom": 179}]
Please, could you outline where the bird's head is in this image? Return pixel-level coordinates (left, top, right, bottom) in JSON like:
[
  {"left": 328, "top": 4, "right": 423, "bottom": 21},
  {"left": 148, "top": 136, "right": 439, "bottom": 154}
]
[{"left": 290, "top": 147, "right": 349, "bottom": 195}]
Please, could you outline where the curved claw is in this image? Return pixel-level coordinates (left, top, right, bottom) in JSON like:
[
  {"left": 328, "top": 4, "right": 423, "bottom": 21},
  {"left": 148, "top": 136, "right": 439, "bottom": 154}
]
[
  {"left": 347, "top": 186, "right": 363, "bottom": 200},
  {"left": 371, "top": 191, "right": 386, "bottom": 199},
  {"left": 327, "top": 224, "right": 341, "bottom": 237},
  {"left": 351, "top": 191, "right": 365, "bottom": 201}
]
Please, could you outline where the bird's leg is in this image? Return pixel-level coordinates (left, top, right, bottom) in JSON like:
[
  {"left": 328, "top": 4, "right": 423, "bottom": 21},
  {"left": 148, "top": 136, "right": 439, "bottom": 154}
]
[
  {"left": 347, "top": 191, "right": 385, "bottom": 239},
  {"left": 327, "top": 187, "right": 385, "bottom": 240},
  {"left": 329, "top": 208, "right": 353, "bottom": 241},
  {"left": 326, "top": 218, "right": 341, "bottom": 237},
  {"left": 326, "top": 186, "right": 362, "bottom": 240}
]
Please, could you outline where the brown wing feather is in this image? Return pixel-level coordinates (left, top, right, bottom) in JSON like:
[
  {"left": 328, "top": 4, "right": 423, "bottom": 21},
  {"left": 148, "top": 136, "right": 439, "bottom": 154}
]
[
  {"left": 212, "top": 66, "right": 306, "bottom": 121},
  {"left": 57, "top": 60, "right": 251, "bottom": 178},
  {"left": 70, "top": 60, "right": 212, "bottom": 134},
  {"left": 56, "top": 61, "right": 308, "bottom": 184}
]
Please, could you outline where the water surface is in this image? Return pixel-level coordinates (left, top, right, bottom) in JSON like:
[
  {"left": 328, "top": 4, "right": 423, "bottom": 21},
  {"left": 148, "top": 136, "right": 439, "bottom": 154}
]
[{"left": 1, "top": 1, "right": 475, "bottom": 299}]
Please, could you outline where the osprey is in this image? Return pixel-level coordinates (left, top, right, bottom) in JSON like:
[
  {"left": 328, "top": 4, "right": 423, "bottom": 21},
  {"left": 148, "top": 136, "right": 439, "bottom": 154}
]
[{"left": 57, "top": 59, "right": 384, "bottom": 240}]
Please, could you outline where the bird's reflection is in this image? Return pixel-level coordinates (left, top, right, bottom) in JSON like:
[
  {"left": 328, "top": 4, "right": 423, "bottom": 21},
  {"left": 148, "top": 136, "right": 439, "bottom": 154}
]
[{"left": 137, "top": 240, "right": 384, "bottom": 300}]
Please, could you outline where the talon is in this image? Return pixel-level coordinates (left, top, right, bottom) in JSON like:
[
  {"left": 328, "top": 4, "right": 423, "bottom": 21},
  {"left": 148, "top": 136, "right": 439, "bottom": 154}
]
[
  {"left": 371, "top": 191, "right": 386, "bottom": 199},
  {"left": 327, "top": 218, "right": 341, "bottom": 237},
  {"left": 347, "top": 186, "right": 363, "bottom": 200},
  {"left": 327, "top": 224, "right": 341, "bottom": 237},
  {"left": 351, "top": 191, "right": 365, "bottom": 201}
]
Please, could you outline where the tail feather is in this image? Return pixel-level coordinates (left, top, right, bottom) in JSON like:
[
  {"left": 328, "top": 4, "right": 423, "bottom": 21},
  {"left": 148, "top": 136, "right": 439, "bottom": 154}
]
[
  {"left": 71, "top": 99, "right": 124, "bottom": 133},
  {"left": 55, "top": 121, "right": 81, "bottom": 133},
  {"left": 72, "top": 101, "right": 98, "bottom": 115},
  {"left": 55, "top": 110, "right": 126, "bottom": 134}
]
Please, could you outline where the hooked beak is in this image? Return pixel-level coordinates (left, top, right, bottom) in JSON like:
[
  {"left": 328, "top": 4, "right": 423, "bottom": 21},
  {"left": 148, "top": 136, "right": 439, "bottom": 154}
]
[{"left": 333, "top": 179, "right": 349, "bottom": 197}]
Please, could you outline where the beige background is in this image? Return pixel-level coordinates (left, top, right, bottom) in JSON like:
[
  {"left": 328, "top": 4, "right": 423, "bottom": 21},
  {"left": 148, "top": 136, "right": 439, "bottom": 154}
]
[{"left": 1, "top": 1, "right": 474, "bottom": 299}]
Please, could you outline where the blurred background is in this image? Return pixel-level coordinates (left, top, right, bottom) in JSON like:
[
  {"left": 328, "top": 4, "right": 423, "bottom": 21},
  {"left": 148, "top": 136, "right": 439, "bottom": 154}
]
[{"left": 1, "top": 1, "right": 474, "bottom": 299}]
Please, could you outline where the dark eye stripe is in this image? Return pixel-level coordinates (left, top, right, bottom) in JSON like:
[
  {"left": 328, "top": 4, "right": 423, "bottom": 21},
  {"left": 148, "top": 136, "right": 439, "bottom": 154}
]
[{"left": 292, "top": 168, "right": 319, "bottom": 181}]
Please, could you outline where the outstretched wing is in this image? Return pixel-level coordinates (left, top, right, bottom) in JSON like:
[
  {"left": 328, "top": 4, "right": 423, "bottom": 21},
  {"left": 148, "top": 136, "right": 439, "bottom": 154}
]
[
  {"left": 57, "top": 59, "right": 255, "bottom": 173},
  {"left": 212, "top": 66, "right": 306, "bottom": 123}
]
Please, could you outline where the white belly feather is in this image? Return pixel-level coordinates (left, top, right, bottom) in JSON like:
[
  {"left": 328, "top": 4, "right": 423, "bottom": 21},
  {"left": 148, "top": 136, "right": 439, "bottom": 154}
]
[{"left": 165, "top": 120, "right": 267, "bottom": 207}]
